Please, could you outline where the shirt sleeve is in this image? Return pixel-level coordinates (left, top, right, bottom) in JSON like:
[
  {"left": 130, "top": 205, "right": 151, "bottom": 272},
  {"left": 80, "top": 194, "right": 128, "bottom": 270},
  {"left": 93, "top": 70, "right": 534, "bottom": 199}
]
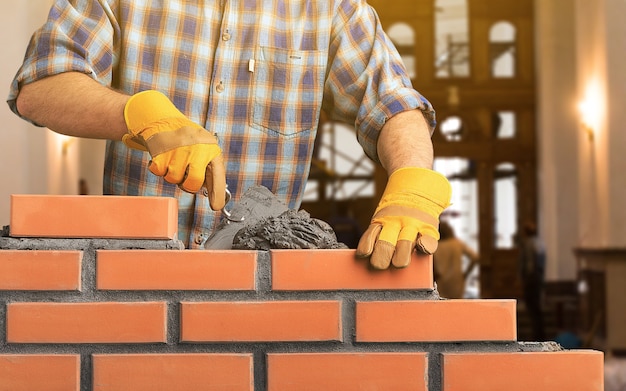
[
  {"left": 6, "top": 0, "right": 120, "bottom": 121},
  {"left": 324, "top": 0, "right": 436, "bottom": 163}
]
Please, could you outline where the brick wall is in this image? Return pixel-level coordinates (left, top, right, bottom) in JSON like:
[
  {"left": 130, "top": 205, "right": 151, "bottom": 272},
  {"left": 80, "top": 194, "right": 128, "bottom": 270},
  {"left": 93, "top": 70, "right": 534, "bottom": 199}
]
[{"left": 0, "top": 195, "right": 604, "bottom": 390}]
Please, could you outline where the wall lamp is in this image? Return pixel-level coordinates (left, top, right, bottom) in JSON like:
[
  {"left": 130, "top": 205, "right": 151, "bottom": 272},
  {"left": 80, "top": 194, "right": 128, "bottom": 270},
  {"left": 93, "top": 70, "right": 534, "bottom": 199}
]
[
  {"left": 577, "top": 81, "right": 603, "bottom": 142},
  {"left": 60, "top": 134, "right": 75, "bottom": 156},
  {"left": 577, "top": 102, "right": 596, "bottom": 141},
  {"left": 578, "top": 108, "right": 595, "bottom": 142}
]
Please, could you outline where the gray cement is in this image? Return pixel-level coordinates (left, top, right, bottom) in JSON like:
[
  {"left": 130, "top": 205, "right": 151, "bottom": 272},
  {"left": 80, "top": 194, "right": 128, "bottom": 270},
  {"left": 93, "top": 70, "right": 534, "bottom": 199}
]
[
  {"left": 232, "top": 209, "right": 348, "bottom": 250},
  {"left": 205, "top": 185, "right": 347, "bottom": 250}
]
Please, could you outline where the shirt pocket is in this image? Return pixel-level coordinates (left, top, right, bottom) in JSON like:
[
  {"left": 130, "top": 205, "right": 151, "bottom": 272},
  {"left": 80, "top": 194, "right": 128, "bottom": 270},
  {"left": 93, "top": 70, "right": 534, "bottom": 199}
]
[{"left": 251, "top": 46, "right": 327, "bottom": 137}]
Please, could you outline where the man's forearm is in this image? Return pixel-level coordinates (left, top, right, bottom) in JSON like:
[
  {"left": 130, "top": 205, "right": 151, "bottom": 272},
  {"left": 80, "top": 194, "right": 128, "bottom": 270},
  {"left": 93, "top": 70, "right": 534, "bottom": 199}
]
[
  {"left": 376, "top": 109, "right": 434, "bottom": 174},
  {"left": 15, "top": 72, "right": 129, "bottom": 140}
]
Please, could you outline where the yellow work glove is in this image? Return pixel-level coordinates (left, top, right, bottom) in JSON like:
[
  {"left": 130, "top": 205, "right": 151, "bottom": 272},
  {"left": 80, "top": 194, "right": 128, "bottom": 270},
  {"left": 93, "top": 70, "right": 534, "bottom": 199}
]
[
  {"left": 356, "top": 167, "right": 452, "bottom": 269},
  {"left": 123, "top": 90, "right": 226, "bottom": 211}
]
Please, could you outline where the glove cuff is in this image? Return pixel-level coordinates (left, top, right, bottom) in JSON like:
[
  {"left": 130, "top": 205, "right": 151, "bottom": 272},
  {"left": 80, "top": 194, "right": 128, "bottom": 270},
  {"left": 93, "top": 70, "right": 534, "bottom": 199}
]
[
  {"left": 379, "top": 167, "right": 452, "bottom": 215},
  {"left": 121, "top": 134, "right": 148, "bottom": 151},
  {"left": 143, "top": 126, "right": 221, "bottom": 156},
  {"left": 124, "top": 90, "right": 191, "bottom": 138}
]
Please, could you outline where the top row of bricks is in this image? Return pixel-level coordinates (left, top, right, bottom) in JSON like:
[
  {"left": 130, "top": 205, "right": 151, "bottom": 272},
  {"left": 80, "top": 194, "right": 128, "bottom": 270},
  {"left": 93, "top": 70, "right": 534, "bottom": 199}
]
[
  {"left": 10, "top": 195, "right": 178, "bottom": 240},
  {"left": 6, "top": 195, "right": 435, "bottom": 290}
]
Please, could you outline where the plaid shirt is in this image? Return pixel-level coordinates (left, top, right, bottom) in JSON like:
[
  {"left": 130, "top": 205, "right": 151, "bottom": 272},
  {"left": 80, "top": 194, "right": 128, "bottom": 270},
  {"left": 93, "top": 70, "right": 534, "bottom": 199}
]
[{"left": 8, "top": 0, "right": 435, "bottom": 248}]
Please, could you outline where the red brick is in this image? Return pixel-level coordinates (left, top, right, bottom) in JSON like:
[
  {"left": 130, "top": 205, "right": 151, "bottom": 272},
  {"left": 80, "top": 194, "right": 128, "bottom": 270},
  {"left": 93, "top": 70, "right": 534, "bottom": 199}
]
[
  {"left": 442, "top": 351, "right": 604, "bottom": 391},
  {"left": 267, "top": 353, "right": 428, "bottom": 391},
  {"left": 7, "top": 302, "right": 167, "bottom": 343},
  {"left": 356, "top": 299, "right": 516, "bottom": 342},
  {"left": 180, "top": 301, "right": 342, "bottom": 342},
  {"left": 271, "top": 249, "right": 433, "bottom": 290},
  {"left": 0, "top": 354, "right": 80, "bottom": 391},
  {"left": 0, "top": 250, "right": 81, "bottom": 291},
  {"left": 10, "top": 195, "right": 177, "bottom": 239},
  {"left": 93, "top": 354, "right": 253, "bottom": 391},
  {"left": 96, "top": 250, "right": 257, "bottom": 290}
]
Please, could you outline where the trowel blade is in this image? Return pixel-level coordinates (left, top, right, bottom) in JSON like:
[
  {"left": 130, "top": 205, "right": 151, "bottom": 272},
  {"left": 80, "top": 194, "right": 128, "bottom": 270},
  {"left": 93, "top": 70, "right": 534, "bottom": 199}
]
[{"left": 203, "top": 185, "right": 289, "bottom": 249}]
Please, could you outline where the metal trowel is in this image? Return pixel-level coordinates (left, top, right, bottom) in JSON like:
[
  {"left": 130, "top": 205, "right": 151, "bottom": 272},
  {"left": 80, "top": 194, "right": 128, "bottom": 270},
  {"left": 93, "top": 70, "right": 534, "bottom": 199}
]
[{"left": 203, "top": 185, "right": 289, "bottom": 249}]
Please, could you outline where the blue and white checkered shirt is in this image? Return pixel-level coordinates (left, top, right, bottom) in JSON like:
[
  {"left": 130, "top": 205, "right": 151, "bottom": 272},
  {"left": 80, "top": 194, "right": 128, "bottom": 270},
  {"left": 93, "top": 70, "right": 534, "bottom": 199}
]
[{"left": 8, "top": 0, "right": 435, "bottom": 248}]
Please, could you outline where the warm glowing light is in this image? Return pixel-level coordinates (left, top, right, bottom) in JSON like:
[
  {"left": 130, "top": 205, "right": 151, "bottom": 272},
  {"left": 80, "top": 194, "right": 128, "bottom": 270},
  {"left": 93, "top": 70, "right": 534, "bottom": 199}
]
[
  {"left": 57, "top": 134, "right": 75, "bottom": 156},
  {"left": 578, "top": 80, "right": 604, "bottom": 141}
]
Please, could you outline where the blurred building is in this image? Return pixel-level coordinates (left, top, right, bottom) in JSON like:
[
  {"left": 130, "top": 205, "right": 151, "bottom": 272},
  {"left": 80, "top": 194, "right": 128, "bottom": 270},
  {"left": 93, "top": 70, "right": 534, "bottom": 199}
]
[{"left": 2, "top": 0, "right": 626, "bottom": 355}]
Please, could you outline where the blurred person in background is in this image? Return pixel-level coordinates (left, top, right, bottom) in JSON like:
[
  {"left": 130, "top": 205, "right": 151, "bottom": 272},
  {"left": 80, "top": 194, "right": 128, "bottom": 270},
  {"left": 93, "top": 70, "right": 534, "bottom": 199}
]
[
  {"left": 433, "top": 221, "right": 479, "bottom": 299},
  {"left": 517, "top": 220, "right": 546, "bottom": 341}
]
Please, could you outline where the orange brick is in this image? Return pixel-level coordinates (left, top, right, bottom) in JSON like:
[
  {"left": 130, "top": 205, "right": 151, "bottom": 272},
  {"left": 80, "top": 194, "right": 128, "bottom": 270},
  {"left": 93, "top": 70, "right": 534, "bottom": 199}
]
[
  {"left": 271, "top": 249, "right": 433, "bottom": 290},
  {"left": 10, "top": 195, "right": 177, "bottom": 239},
  {"left": 356, "top": 299, "right": 516, "bottom": 342},
  {"left": 267, "top": 353, "right": 428, "bottom": 391},
  {"left": 180, "top": 301, "right": 342, "bottom": 342},
  {"left": 93, "top": 354, "right": 253, "bottom": 391},
  {"left": 97, "top": 250, "right": 257, "bottom": 290},
  {"left": 442, "top": 351, "right": 604, "bottom": 391},
  {"left": 0, "top": 250, "right": 81, "bottom": 291},
  {"left": 7, "top": 302, "right": 166, "bottom": 343},
  {"left": 0, "top": 354, "right": 80, "bottom": 391}
]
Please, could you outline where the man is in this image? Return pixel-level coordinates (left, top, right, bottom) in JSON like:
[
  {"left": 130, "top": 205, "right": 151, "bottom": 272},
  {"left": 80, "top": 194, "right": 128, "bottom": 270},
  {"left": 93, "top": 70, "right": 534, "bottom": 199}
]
[{"left": 8, "top": 0, "right": 451, "bottom": 269}]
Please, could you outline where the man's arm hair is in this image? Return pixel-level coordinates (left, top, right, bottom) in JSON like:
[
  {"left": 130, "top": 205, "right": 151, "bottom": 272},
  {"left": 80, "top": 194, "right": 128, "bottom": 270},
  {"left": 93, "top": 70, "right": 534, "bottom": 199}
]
[
  {"left": 376, "top": 109, "right": 434, "bottom": 174},
  {"left": 16, "top": 72, "right": 129, "bottom": 140}
]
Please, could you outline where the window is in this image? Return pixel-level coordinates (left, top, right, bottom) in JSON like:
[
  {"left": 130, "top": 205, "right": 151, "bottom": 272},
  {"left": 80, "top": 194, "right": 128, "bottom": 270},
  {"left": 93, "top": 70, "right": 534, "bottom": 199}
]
[
  {"left": 489, "top": 21, "right": 516, "bottom": 78},
  {"left": 494, "top": 111, "right": 516, "bottom": 139},
  {"left": 387, "top": 22, "right": 416, "bottom": 79},
  {"left": 303, "top": 122, "right": 375, "bottom": 202},
  {"left": 434, "top": 157, "right": 480, "bottom": 298},
  {"left": 435, "top": 0, "right": 469, "bottom": 78},
  {"left": 494, "top": 162, "right": 517, "bottom": 248},
  {"left": 439, "top": 116, "right": 465, "bottom": 141}
]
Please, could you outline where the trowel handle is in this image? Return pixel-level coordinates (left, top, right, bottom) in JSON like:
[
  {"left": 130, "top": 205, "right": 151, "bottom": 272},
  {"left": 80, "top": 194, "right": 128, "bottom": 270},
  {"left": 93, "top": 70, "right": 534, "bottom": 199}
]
[{"left": 221, "top": 186, "right": 245, "bottom": 223}]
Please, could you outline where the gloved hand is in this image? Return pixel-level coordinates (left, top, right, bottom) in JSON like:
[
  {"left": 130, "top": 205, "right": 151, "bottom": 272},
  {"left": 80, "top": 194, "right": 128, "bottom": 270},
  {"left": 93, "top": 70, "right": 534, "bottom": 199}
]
[
  {"left": 356, "top": 167, "right": 451, "bottom": 269},
  {"left": 123, "top": 90, "right": 226, "bottom": 211}
]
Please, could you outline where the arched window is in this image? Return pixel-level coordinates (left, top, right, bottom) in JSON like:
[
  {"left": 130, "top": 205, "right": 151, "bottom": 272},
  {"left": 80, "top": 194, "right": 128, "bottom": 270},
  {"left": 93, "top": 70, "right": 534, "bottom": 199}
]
[
  {"left": 489, "top": 21, "right": 516, "bottom": 78},
  {"left": 387, "top": 22, "right": 416, "bottom": 79},
  {"left": 435, "top": 0, "right": 469, "bottom": 78}
]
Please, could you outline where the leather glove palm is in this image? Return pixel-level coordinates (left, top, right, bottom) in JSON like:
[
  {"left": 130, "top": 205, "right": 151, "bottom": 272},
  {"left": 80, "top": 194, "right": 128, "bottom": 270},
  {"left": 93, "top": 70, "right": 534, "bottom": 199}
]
[
  {"left": 123, "top": 90, "right": 226, "bottom": 211},
  {"left": 356, "top": 167, "right": 451, "bottom": 269}
]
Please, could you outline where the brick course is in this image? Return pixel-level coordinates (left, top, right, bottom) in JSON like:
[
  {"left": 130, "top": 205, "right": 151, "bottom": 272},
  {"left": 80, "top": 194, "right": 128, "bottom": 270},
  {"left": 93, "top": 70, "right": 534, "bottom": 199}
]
[
  {"left": 9, "top": 195, "right": 177, "bottom": 239},
  {"left": 0, "top": 250, "right": 82, "bottom": 291},
  {"left": 7, "top": 302, "right": 167, "bottom": 343},
  {"left": 0, "top": 355, "right": 80, "bottom": 391},
  {"left": 271, "top": 248, "right": 433, "bottom": 290},
  {"left": 92, "top": 354, "right": 253, "bottom": 391},
  {"left": 180, "top": 301, "right": 342, "bottom": 342},
  {"left": 267, "top": 353, "right": 429, "bottom": 391},
  {"left": 0, "top": 195, "right": 605, "bottom": 390},
  {"left": 96, "top": 249, "right": 257, "bottom": 290},
  {"left": 442, "top": 351, "right": 604, "bottom": 391},
  {"left": 356, "top": 299, "right": 517, "bottom": 342}
]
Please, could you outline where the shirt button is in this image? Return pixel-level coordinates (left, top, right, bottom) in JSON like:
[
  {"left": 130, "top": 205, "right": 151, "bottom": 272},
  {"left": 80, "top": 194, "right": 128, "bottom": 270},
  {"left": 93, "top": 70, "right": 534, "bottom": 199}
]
[
  {"left": 194, "top": 233, "right": 208, "bottom": 245},
  {"left": 202, "top": 187, "right": 209, "bottom": 197},
  {"left": 222, "top": 31, "right": 231, "bottom": 41},
  {"left": 216, "top": 81, "right": 225, "bottom": 93}
]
